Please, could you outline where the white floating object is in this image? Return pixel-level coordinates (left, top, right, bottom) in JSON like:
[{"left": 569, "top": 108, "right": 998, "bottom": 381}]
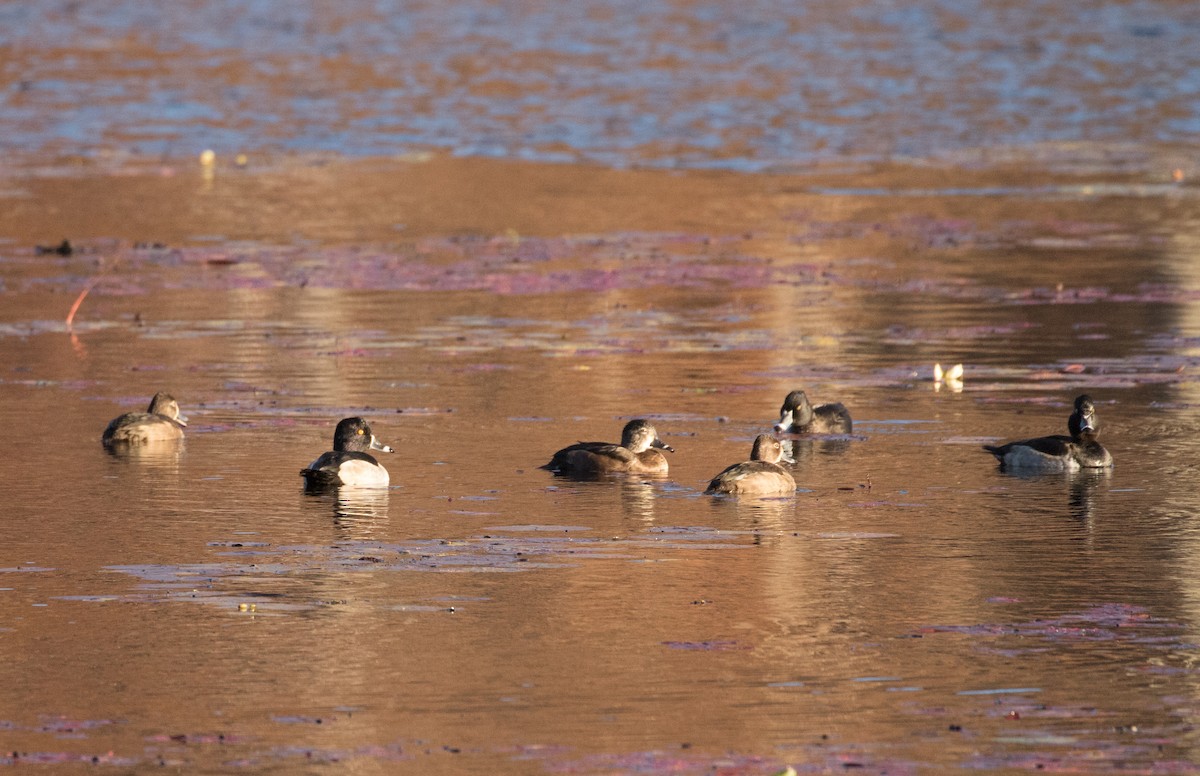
[
  {"left": 934, "top": 363, "right": 964, "bottom": 392},
  {"left": 199, "top": 149, "right": 216, "bottom": 166}
]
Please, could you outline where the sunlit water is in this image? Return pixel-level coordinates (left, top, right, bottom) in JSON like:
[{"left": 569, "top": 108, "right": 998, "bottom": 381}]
[
  {"left": 3, "top": 163, "right": 1200, "bottom": 772},
  {"left": 2, "top": 0, "right": 1198, "bottom": 169},
  {"left": 4, "top": 0, "right": 1200, "bottom": 773}
]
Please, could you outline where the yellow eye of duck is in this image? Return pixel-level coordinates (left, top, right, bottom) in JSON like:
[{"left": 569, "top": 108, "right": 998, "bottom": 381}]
[{"left": 356, "top": 428, "right": 365, "bottom": 435}]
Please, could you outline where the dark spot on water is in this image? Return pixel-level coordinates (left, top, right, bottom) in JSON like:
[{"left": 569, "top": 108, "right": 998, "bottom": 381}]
[
  {"left": 1129, "top": 24, "right": 1164, "bottom": 37},
  {"left": 35, "top": 239, "right": 73, "bottom": 256}
]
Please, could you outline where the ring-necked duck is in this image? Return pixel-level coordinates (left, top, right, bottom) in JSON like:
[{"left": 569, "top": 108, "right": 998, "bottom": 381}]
[
  {"left": 102, "top": 392, "right": 188, "bottom": 445},
  {"left": 301, "top": 417, "right": 394, "bottom": 488},
  {"left": 774, "top": 389, "right": 852, "bottom": 434},
  {"left": 706, "top": 434, "right": 796, "bottom": 496},
  {"left": 984, "top": 394, "right": 1113, "bottom": 472},
  {"left": 543, "top": 419, "right": 674, "bottom": 475}
]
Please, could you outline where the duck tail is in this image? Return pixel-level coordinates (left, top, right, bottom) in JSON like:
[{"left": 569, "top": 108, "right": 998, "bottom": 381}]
[{"left": 300, "top": 468, "right": 341, "bottom": 488}]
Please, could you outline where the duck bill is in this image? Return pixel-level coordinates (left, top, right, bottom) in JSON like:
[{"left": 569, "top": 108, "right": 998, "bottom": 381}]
[
  {"left": 774, "top": 410, "right": 793, "bottom": 432},
  {"left": 1078, "top": 415, "right": 1097, "bottom": 433},
  {"left": 175, "top": 413, "right": 189, "bottom": 427},
  {"left": 370, "top": 435, "right": 395, "bottom": 453},
  {"left": 651, "top": 439, "right": 675, "bottom": 453}
]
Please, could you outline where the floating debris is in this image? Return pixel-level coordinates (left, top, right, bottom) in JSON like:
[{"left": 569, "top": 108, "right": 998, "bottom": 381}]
[
  {"left": 35, "top": 239, "right": 73, "bottom": 256},
  {"left": 65, "top": 283, "right": 93, "bottom": 327},
  {"left": 934, "top": 362, "right": 964, "bottom": 392}
]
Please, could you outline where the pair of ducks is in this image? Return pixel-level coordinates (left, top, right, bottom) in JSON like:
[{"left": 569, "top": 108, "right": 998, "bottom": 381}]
[
  {"left": 102, "top": 394, "right": 394, "bottom": 487},
  {"left": 546, "top": 420, "right": 794, "bottom": 496},
  {"left": 102, "top": 389, "right": 1113, "bottom": 493}
]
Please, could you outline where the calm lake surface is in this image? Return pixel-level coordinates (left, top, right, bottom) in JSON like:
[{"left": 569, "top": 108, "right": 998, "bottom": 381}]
[{"left": 3, "top": 1, "right": 1200, "bottom": 774}]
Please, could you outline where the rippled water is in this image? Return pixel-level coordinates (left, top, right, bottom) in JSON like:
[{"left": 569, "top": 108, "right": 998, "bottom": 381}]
[
  {"left": 2, "top": 0, "right": 1198, "bottom": 169},
  {"left": 4, "top": 0, "right": 1200, "bottom": 773},
  {"left": 3, "top": 157, "right": 1200, "bottom": 771}
]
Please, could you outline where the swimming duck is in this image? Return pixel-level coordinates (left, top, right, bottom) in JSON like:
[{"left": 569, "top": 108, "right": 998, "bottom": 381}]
[
  {"left": 706, "top": 435, "right": 797, "bottom": 496},
  {"left": 983, "top": 394, "right": 1113, "bottom": 472},
  {"left": 775, "top": 389, "right": 852, "bottom": 434},
  {"left": 102, "top": 392, "right": 188, "bottom": 445},
  {"left": 543, "top": 419, "right": 674, "bottom": 475},
  {"left": 301, "top": 417, "right": 394, "bottom": 488}
]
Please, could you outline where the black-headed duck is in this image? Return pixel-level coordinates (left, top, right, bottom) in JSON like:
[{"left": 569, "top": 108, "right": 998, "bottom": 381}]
[
  {"left": 301, "top": 417, "right": 394, "bottom": 488},
  {"left": 102, "top": 392, "right": 188, "bottom": 446},
  {"left": 543, "top": 419, "right": 674, "bottom": 475},
  {"left": 984, "top": 394, "right": 1113, "bottom": 472},
  {"left": 706, "top": 434, "right": 796, "bottom": 496},
  {"left": 775, "top": 389, "right": 852, "bottom": 434}
]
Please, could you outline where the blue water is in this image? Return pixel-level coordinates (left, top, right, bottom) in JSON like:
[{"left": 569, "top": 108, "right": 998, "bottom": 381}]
[{"left": 3, "top": 0, "right": 1198, "bottom": 169}]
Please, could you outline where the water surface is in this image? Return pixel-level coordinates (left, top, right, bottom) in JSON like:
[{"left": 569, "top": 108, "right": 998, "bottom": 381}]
[
  {"left": 3, "top": 156, "right": 1200, "bottom": 772},
  {"left": 3, "top": 0, "right": 1200, "bottom": 772},
  {"left": 2, "top": 0, "right": 1198, "bottom": 170}
]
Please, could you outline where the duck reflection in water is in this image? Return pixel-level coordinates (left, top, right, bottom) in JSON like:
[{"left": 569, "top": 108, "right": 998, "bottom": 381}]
[
  {"left": 736, "top": 497, "right": 794, "bottom": 537},
  {"left": 1067, "top": 467, "right": 1110, "bottom": 523},
  {"left": 104, "top": 439, "right": 185, "bottom": 469},
  {"left": 778, "top": 435, "right": 852, "bottom": 465},
  {"left": 304, "top": 487, "right": 391, "bottom": 538},
  {"left": 984, "top": 394, "right": 1113, "bottom": 473},
  {"left": 999, "top": 467, "right": 1111, "bottom": 525},
  {"left": 619, "top": 478, "right": 659, "bottom": 525}
]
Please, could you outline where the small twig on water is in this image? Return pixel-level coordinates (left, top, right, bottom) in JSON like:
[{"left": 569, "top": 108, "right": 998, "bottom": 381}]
[{"left": 66, "top": 281, "right": 95, "bottom": 328}]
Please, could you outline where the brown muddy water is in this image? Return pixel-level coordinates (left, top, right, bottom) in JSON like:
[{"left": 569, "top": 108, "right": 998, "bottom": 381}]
[
  {"left": 4, "top": 1, "right": 1200, "bottom": 774},
  {"left": 4, "top": 156, "right": 1200, "bottom": 774}
]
